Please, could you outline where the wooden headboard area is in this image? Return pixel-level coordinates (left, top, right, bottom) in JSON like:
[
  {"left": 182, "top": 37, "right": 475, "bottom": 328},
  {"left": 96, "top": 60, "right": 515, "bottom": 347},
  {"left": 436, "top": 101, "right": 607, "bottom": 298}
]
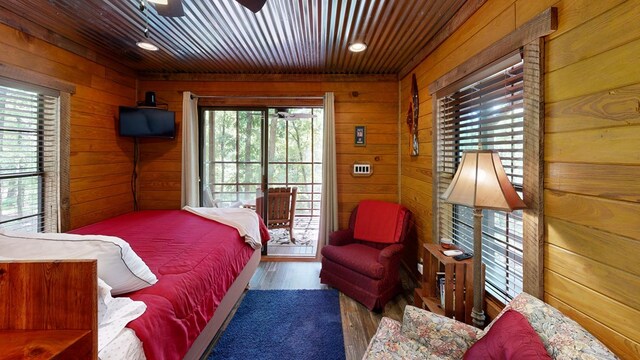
[{"left": 0, "top": 260, "right": 97, "bottom": 359}]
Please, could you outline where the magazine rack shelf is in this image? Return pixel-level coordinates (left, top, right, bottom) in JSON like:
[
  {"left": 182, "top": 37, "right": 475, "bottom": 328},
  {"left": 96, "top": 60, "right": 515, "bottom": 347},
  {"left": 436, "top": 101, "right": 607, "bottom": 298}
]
[{"left": 413, "top": 243, "right": 484, "bottom": 325}]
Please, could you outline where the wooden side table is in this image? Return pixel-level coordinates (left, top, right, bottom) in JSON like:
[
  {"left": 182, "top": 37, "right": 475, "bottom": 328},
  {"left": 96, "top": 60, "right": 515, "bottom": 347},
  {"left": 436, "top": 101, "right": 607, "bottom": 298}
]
[{"left": 414, "top": 243, "right": 484, "bottom": 325}]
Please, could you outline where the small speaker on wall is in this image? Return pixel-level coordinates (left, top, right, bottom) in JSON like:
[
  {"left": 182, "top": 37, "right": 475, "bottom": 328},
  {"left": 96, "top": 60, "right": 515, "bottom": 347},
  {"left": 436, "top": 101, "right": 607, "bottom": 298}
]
[{"left": 145, "top": 91, "right": 157, "bottom": 107}]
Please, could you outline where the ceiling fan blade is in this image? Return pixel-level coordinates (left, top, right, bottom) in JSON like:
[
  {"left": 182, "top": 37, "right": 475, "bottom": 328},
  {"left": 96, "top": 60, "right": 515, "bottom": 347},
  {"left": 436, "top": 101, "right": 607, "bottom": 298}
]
[
  {"left": 236, "top": 0, "right": 267, "bottom": 13},
  {"left": 155, "top": 0, "right": 185, "bottom": 17},
  {"left": 289, "top": 114, "right": 318, "bottom": 119}
]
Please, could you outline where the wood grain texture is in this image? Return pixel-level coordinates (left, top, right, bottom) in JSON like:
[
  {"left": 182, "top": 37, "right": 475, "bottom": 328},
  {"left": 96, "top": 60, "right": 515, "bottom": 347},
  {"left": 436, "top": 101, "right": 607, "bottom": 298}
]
[
  {"left": 0, "top": 22, "right": 137, "bottom": 230},
  {"left": 401, "top": 1, "right": 640, "bottom": 357},
  {"left": 544, "top": 270, "right": 639, "bottom": 345},
  {"left": 137, "top": 79, "right": 399, "bottom": 228},
  {"left": 546, "top": 36, "right": 640, "bottom": 103},
  {"left": 522, "top": 39, "right": 544, "bottom": 299},
  {"left": 546, "top": 162, "right": 640, "bottom": 203},
  {"left": 545, "top": 83, "right": 640, "bottom": 133},
  {"left": 546, "top": 217, "right": 640, "bottom": 277},
  {"left": 545, "top": 124, "right": 640, "bottom": 165},
  {"left": 546, "top": 0, "right": 640, "bottom": 73},
  {"left": 545, "top": 244, "right": 640, "bottom": 310},
  {"left": 545, "top": 190, "right": 640, "bottom": 240},
  {"left": 0, "top": 260, "right": 97, "bottom": 358},
  {"left": 0, "top": 330, "right": 92, "bottom": 360},
  {"left": 428, "top": 7, "right": 557, "bottom": 94}
]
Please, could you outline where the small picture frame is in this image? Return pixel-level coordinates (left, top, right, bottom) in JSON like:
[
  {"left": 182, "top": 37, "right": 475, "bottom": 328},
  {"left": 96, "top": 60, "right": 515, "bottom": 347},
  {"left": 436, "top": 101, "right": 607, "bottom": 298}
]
[{"left": 354, "top": 125, "right": 366, "bottom": 146}]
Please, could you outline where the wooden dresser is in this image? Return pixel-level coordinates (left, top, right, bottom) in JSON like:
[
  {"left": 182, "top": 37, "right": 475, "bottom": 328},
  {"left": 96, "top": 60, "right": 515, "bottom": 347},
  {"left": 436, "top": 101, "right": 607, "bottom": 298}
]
[{"left": 0, "top": 260, "right": 97, "bottom": 359}]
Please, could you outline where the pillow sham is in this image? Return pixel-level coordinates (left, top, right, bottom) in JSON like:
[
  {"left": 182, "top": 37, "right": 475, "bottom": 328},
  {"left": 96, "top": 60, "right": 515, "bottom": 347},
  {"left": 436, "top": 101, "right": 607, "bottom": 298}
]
[{"left": 0, "top": 230, "right": 157, "bottom": 295}]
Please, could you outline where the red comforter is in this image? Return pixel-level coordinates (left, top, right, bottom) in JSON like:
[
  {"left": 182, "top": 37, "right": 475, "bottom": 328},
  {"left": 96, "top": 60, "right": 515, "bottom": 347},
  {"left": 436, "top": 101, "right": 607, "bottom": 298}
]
[{"left": 70, "top": 210, "right": 268, "bottom": 360}]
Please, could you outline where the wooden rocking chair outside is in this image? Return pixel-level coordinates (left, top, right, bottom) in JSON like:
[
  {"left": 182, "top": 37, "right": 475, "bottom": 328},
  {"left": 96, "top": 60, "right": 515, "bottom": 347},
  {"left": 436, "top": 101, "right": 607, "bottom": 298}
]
[{"left": 256, "top": 187, "right": 298, "bottom": 243}]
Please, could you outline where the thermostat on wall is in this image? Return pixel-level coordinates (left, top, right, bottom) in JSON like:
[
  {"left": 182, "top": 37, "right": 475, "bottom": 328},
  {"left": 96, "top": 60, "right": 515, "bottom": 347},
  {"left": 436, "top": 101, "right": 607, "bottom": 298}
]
[{"left": 352, "top": 162, "right": 372, "bottom": 177}]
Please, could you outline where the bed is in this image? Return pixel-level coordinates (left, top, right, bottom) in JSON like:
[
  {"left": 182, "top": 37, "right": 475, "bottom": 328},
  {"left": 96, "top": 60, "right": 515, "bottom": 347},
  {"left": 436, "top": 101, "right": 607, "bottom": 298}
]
[{"left": 0, "top": 208, "right": 269, "bottom": 360}]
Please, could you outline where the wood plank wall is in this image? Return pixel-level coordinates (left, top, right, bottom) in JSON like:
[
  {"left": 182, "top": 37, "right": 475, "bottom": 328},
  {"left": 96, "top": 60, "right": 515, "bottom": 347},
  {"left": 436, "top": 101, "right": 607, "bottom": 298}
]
[
  {"left": 400, "top": 0, "right": 640, "bottom": 358},
  {"left": 0, "top": 23, "right": 138, "bottom": 229},
  {"left": 136, "top": 79, "right": 399, "bottom": 228}
]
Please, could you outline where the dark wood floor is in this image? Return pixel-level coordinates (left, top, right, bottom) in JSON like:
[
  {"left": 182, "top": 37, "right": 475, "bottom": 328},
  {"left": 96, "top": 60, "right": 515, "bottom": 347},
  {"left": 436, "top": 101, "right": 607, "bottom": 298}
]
[{"left": 244, "top": 261, "right": 417, "bottom": 360}]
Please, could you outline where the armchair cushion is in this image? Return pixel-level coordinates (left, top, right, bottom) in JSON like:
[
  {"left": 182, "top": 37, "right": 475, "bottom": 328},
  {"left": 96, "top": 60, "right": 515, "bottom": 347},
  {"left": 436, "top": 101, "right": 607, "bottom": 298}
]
[
  {"left": 353, "top": 200, "right": 406, "bottom": 243},
  {"left": 378, "top": 244, "right": 404, "bottom": 262},
  {"left": 321, "top": 243, "right": 384, "bottom": 279},
  {"left": 463, "top": 309, "right": 551, "bottom": 360},
  {"left": 328, "top": 228, "right": 355, "bottom": 246},
  {"left": 401, "top": 306, "right": 481, "bottom": 359}
]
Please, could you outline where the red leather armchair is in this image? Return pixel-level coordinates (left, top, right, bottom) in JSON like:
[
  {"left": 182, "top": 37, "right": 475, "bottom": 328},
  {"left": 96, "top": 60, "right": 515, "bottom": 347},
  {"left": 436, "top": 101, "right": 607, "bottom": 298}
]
[{"left": 320, "top": 202, "right": 413, "bottom": 311}]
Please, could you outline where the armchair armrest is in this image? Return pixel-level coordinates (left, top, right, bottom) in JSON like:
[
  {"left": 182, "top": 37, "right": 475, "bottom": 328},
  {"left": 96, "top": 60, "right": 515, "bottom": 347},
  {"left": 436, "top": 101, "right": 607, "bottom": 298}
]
[
  {"left": 328, "top": 229, "right": 354, "bottom": 246},
  {"left": 378, "top": 243, "right": 404, "bottom": 262},
  {"left": 401, "top": 306, "right": 482, "bottom": 358}
]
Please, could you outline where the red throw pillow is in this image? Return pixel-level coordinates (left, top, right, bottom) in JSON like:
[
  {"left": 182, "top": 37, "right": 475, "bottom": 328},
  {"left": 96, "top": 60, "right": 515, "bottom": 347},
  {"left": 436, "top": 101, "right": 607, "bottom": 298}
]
[{"left": 464, "top": 310, "right": 551, "bottom": 360}]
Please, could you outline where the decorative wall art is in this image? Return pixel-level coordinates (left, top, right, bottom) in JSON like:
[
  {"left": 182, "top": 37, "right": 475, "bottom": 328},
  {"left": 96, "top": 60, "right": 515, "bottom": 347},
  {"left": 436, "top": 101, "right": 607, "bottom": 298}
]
[
  {"left": 406, "top": 73, "right": 419, "bottom": 156},
  {"left": 355, "top": 125, "right": 366, "bottom": 146}
]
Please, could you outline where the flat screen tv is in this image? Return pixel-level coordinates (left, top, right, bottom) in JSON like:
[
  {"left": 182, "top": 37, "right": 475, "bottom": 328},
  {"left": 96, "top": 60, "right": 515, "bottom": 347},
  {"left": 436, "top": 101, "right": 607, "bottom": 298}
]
[{"left": 119, "top": 106, "right": 176, "bottom": 138}]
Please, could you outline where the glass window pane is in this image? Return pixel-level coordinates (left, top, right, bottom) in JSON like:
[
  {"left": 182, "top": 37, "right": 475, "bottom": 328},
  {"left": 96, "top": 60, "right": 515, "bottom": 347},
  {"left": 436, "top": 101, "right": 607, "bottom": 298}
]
[
  {"left": 238, "top": 163, "right": 261, "bottom": 184},
  {"left": 269, "top": 164, "right": 286, "bottom": 184},
  {"left": 288, "top": 164, "right": 311, "bottom": 184},
  {"left": 269, "top": 118, "right": 286, "bottom": 162},
  {"left": 237, "top": 111, "right": 262, "bottom": 162},
  {"left": 287, "top": 119, "right": 312, "bottom": 162},
  {"left": 438, "top": 60, "right": 525, "bottom": 303}
]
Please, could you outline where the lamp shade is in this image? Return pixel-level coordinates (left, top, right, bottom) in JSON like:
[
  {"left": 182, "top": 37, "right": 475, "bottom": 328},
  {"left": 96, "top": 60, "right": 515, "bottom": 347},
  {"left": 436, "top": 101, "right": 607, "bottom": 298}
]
[{"left": 441, "top": 150, "right": 526, "bottom": 211}]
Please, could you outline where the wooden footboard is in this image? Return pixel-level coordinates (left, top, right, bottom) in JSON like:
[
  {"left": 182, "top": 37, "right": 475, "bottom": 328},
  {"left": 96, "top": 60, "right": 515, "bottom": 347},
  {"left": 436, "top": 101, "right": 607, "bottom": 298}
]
[{"left": 0, "top": 260, "right": 98, "bottom": 359}]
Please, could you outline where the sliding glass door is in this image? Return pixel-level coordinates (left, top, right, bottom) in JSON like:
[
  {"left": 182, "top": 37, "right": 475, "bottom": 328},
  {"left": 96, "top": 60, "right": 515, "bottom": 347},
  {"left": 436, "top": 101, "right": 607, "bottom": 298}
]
[
  {"left": 200, "top": 107, "right": 323, "bottom": 257},
  {"left": 200, "top": 109, "right": 264, "bottom": 208}
]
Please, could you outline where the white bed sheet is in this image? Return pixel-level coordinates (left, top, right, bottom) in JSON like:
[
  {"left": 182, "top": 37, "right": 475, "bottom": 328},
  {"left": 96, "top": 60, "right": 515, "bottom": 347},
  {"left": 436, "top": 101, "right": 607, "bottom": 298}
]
[
  {"left": 99, "top": 328, "right": 146, "bottom": 360},
  {"left": 98, "top": 278, "right": 147, "bottom": 360}
]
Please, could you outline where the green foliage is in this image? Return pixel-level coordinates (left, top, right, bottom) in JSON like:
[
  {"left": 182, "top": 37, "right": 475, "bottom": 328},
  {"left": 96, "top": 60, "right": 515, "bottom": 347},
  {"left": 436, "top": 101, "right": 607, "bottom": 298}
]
[{"left": 202, "top": 107, "right": 324, "bottom": 211}]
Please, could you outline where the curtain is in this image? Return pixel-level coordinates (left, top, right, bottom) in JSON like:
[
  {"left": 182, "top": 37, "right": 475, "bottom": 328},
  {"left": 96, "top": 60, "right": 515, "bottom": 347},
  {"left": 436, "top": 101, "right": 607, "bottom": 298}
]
[
  {"left": 319, "top": 92, "right": 338, "bottom": 248},
  {"left": 181, "top": 91, "right": 199, "bottom": 207}
]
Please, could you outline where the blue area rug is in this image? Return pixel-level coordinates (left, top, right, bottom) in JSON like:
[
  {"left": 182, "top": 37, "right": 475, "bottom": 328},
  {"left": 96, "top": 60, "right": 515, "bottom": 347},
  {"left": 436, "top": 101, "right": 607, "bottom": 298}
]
[{"left": 208, "top": 289, "right": 345, "bottom": 360}]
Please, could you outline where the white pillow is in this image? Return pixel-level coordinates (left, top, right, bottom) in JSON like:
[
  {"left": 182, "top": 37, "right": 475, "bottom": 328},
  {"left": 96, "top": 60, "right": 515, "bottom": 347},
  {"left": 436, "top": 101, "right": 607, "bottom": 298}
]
[{"left": 0, "top": 231, "right": 157, "bottom": 295}]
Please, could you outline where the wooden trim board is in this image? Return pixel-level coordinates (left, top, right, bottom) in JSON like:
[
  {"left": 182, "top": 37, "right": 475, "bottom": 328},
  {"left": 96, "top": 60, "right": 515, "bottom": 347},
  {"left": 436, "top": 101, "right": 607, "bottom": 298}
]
[{"left": 428, "top": 7, "right": 557, "bottom": 94}]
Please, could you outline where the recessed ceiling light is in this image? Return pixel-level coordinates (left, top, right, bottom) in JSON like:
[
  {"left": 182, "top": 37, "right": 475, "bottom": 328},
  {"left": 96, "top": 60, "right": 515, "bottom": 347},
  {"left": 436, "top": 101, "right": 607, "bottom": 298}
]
[
  {"left": 148, "top": 0, "right": 168, "bottom": 4},
  {"left": 136, "top": 41, "right": 159, "bottom": 51},
  {"left": 348, "top": 42, "right": 367, "bottom": 52}
]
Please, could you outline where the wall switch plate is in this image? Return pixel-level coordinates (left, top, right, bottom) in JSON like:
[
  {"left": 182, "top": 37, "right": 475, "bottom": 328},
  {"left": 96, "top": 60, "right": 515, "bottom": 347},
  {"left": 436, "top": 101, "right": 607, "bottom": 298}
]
[{"left": 352, "top": 162, "right": 372, "bottom": 176}]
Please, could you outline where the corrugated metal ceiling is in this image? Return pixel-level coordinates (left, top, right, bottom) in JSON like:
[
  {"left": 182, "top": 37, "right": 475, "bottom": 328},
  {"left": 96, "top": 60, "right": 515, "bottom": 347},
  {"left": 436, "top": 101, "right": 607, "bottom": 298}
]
[{"left": 0, "top": 0, "right": 470, "bottom": 75}]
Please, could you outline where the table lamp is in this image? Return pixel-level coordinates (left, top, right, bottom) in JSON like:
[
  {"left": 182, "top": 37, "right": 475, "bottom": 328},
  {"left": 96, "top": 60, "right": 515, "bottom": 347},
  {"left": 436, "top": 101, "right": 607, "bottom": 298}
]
[{"left": 441, "top": 150, "right": 526, "bottom": 327}]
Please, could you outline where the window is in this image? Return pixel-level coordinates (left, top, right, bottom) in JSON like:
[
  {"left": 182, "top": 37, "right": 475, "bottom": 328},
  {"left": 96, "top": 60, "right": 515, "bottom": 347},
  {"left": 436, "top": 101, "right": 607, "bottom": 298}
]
[
  {"left": 199, "top": 107, "right": 324, "bottom": 217},
  {"left": 436, "top": 53, "right": 526, "bottom": 304},
  {"left": 0, "top": 80, "right": 59, "bottom": 232},
  {"left": 431, "top": 11, "right": 549, "bottom": 303},
  {"left": 200, "top": 109, "right": 263, "bottom": 207},
  {"left": 267, "top": 108, "right": 324, "bottom": 218}
]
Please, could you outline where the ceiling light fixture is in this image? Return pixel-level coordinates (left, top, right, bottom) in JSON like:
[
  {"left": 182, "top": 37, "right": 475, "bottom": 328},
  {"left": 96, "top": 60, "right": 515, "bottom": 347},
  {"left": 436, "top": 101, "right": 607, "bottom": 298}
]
[
  {"left": 147, "top": 0, "right": 168, "bottom": 4},
  {"left": 137, "top": 0, "right": 160, "bottom": 51},
  {"left": 136, "top": 41, "right": 159, "bottom": 51},
  {"left": 348, "top": 42, "right": 367, "bottom": 52}
]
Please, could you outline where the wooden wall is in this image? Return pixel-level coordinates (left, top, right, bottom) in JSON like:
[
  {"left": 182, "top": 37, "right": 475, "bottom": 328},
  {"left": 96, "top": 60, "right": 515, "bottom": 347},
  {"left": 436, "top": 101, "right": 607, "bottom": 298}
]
[
  {"left": 400, "top": 0, "right": 640, "bottom": 358},
  {"left": 0, "top": 23, "right": 138, "bottom": 229},
  {"left": 136, "top": 78, "right": 399, "bottom": 228}
]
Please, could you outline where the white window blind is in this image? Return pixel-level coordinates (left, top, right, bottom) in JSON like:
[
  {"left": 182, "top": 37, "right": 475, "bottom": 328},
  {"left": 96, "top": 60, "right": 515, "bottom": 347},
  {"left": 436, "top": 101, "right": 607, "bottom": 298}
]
[
  {"left": 0, "top": 80, "right": 59, "bottom": 232},
  {"left": 436, "top": 56, "right": 524, "bottom": 304}
]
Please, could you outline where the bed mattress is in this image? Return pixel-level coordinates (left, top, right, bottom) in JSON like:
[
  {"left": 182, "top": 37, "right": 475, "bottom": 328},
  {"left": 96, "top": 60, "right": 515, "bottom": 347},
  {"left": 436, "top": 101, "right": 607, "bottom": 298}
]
[{"left": 70, "top": 210, "right": 257, "bottom": 360}]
